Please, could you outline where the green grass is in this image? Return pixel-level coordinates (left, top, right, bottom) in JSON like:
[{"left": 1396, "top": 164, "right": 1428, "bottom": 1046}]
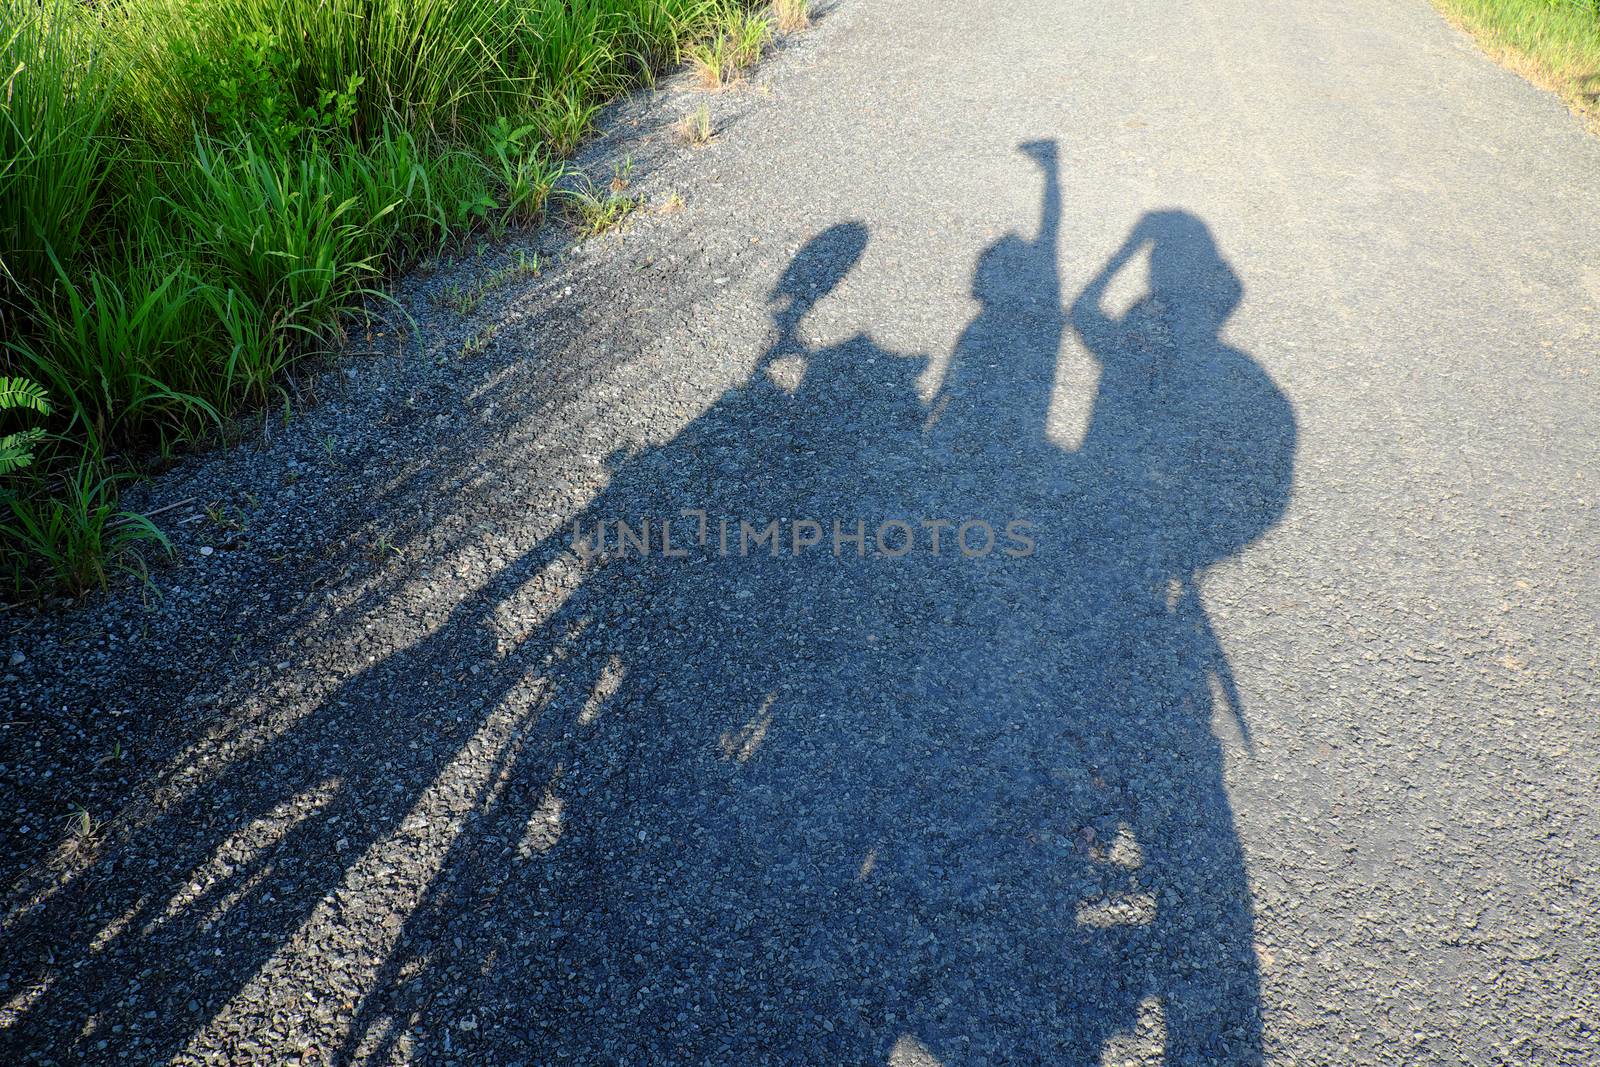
[
  {"left": 565, "top": 182, "right": 643, "bottom": 236},
  {"left": 0, "top": 0, "right": 761, "bottom": 597},
  {"left": 1434, "top": 0, "right": 1600, "bottom": 125},
  {"left": 685, "top": 7, "right": 772, "bottom": 88},
  {"left": 675, "top": 103, "right": 716, "bottom": 146}
]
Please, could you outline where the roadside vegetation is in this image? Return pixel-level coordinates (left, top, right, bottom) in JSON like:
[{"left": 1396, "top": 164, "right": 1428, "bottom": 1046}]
[
  {"left": 0, "top": 0, "right": 803, "bottom": 598},
  {"left": 1434, "top": 0, "right": 1600, "bottom": 124}
]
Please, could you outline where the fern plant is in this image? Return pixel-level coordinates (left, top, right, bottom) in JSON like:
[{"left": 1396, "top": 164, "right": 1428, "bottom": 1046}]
[{"left": 0, "top": 376, "right": 50, "bottom": 475}]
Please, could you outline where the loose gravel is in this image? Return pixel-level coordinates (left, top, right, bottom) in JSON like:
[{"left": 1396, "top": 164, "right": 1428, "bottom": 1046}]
[{"left": 4, "top": 1, "right": 1600, "bottom": 1064}]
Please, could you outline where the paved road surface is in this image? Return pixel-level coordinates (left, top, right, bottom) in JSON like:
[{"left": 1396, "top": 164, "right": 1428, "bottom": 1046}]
[{"left": 3, "top": 0, "right": 1598, "bottom": 1063}]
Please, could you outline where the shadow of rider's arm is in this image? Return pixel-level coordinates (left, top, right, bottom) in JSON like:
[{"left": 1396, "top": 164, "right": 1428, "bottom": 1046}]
[{"left": 1070, "top": 218, "right": 1152, "bottom": 341}]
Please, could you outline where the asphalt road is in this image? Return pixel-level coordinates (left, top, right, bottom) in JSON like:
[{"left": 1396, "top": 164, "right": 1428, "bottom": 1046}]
[{"left": 3, "top": 0, "right": 1598, "bottom": 1064}]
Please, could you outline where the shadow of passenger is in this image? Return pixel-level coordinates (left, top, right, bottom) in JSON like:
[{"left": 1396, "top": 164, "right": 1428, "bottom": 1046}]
[{"left": 2, "top": 143, "right": 1295, "bottom": 1066}]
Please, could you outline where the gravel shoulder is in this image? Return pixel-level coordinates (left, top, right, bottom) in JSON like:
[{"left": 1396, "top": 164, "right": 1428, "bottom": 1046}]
[{"left": 4, "top": 1, "right": 1600, "bottom": 1064}]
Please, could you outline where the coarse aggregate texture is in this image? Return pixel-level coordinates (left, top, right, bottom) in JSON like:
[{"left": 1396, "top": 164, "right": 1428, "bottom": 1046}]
[{"left": 3, "top": 0, "right": 1599, "bottom": 1064}]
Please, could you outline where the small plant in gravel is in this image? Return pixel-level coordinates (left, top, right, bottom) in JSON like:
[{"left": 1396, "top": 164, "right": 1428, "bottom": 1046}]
[
  {"left": 687, "top": 9, "right": 773, "bottom": 89},
  {"left": 610, "top": 157, "right": 636, "bottom": 194},
  {"left": 368, "top": 534, "right": 402, "bottom": 562},
  {"left": 437, "top": 258, "right": 537, "bottom": 317},
  {"left": 676, "top": 104, "right": 716, "bottom": 146},
  {"left": 460, "top": 324, "right": 500, "bottom": 358},
  {"left": 565, "top": 180, "right": 642, "bottom": 237},
  {"left": 57, "top": 805, "right": 101, "bottom": 866},
  {"left": 438, "top": 281, "right": 485, "bottom": 316},
  {"left": 204, "top": 501, "right": 246, "bottom": 532},
  {"left": 772, "top": 0, "right": 811, "bottom": 33}
]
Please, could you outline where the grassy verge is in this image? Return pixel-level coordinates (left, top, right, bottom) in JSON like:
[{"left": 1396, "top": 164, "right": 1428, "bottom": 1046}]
[
  {"left": 0, "top": 0, "right": 793, "bottom": 598},
  {"left": 1433, "top": 0, "right": 1600, "bottom": 126}
]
